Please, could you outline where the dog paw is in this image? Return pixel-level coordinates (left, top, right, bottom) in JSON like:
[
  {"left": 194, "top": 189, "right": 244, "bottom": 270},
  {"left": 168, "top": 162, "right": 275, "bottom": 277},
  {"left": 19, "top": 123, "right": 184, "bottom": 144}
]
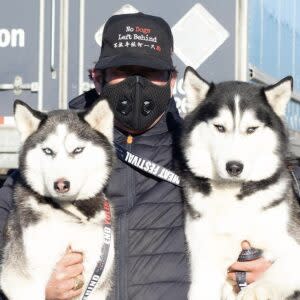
[{"left": 236, "top": 282, "right": 282, "bottom": 300}]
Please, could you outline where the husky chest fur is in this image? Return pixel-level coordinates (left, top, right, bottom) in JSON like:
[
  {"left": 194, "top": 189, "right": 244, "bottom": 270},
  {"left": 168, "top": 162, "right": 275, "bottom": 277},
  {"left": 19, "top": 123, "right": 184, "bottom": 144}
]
[
  {"left": 180, "top": 67, "right": 300, "bottom": 300},
  {"left": 0, "top": 100, "right": 115, "bottom": 300}
]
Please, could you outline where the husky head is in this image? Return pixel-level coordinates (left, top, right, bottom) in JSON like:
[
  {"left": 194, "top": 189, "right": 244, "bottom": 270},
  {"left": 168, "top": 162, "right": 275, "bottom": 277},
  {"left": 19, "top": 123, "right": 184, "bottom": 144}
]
[
  {"left": 14, "top": 99, "right": 114, "bottom": 201},
  {"left": 182, "top": 66, "right": 293, "bottom": 183}
]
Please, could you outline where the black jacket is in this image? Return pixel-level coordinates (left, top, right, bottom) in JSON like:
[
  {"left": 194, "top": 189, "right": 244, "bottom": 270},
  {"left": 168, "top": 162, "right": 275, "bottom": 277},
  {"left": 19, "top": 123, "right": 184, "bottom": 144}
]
[{"left": 0, "top": 89, "right": 190, "bottom": 300}]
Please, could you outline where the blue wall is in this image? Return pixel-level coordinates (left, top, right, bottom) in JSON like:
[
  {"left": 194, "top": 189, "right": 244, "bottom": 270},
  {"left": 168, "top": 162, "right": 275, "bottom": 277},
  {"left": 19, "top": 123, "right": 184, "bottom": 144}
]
[{"left": 248, "top": 0, "right": 300, "bottom": 130}]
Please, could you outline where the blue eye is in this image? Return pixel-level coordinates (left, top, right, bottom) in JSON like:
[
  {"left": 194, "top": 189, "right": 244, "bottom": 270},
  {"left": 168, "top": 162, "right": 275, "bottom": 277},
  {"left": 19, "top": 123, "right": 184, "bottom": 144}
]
[
  {"left": 72, "top": 147, "right": 85, "bottom": 155},
  {"left": 214, "top": 124, "right": 226, "bottom": 133},
  {"left": 246, "top": 127, "right": 258, "bottom": 134},
  {"left": 42, "top": 148, "right": 55, "bottom": 156}
]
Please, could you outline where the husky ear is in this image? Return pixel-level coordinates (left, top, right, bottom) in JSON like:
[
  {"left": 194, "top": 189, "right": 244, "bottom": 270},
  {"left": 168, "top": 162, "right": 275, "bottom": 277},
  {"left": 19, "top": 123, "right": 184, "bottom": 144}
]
[
  {"left": 264, "top": 76, "right": 293, "bottom": 117},
  {"left": 14, "top": 100, "right": 46, "bottom": 142},
  {"left": 183, "top": 66, "right": 211, "bottom": 115},
  {"left": 84, "top": 99, "right": 114, "bottom": 143}
]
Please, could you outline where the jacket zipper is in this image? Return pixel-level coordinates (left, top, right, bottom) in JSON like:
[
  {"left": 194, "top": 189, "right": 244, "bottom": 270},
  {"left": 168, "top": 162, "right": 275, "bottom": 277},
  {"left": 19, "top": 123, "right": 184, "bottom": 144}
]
[
  {"left": 127, "top": 135, "right": 135, "bottom": 210},
  {"left": 118, "top": 134, "right": 134, "bottom": 300}
]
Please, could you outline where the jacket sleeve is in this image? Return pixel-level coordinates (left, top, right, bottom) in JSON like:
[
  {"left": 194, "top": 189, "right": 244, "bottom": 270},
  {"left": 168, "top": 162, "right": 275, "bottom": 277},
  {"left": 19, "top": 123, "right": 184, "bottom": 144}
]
[
  {"left": 68, "top": 88, "right": 100, "bottom": 109},
  {"left": 0, "top": 170, "right": 18, "bottom": 249},
  {"left": 0, "top": 171, "right": 18, "bottom": 300}
]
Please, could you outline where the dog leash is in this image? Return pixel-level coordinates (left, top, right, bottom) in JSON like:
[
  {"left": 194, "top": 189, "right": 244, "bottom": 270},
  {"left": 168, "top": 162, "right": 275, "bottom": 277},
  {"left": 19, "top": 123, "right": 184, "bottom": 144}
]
[
  {"left": 236, "top": 247, "right": 262, "bottom": 290},
  {"left": 81, "top": 198, "right": 112, "bottom": 299},
  {"left": 114, "top": 144, "right": 300, "bottom": 192},
  {"left": 81, "top": 144, "right": 180, "bottom": 298},
  {"left": 114, "top": 142, "right": 181, "bottom": 186}
]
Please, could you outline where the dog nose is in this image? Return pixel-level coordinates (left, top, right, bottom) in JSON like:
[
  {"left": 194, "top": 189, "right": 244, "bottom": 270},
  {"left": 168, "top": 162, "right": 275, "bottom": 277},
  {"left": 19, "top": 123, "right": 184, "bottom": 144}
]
[
  {"left": 226, "top": 161, "right": 243, "bottom": 176},
  {"left": 54, "top": 178, "right": 70, "bottom": 193}
]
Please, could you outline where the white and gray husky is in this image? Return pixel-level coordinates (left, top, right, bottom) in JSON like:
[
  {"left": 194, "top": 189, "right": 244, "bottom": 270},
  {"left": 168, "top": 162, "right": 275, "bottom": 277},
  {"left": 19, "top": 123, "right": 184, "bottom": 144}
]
[
  {"left": 179, "top": 66, "right": 300, "bottom": 300},
  {"left": 0, "top": 100, "right": 115, "bottom": 300}
]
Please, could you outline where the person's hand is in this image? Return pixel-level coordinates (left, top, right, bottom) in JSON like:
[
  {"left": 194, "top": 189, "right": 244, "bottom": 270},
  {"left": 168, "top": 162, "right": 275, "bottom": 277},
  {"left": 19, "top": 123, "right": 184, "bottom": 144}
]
[
  {"left": 45, "top": 246, "right": 84, "bottom": 300},
  {"left": 227, "top": 241, "right": 272, "bottom": 292}
]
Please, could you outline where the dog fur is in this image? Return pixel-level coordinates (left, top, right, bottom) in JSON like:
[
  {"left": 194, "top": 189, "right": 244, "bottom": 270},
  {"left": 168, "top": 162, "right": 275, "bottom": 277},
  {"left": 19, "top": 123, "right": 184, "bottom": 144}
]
[
  {"left": 0, "top": 99, "right": 115, "bottom": 300},
  {"left": 179, "top": 66, "right": 300, "bottom": 300}
]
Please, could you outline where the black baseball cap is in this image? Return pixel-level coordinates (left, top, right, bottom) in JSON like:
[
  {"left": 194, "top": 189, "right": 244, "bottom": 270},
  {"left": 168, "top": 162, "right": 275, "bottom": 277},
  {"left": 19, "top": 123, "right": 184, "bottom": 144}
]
[{"left": 95, "top": 12, "right": 175, "bottom": 70}]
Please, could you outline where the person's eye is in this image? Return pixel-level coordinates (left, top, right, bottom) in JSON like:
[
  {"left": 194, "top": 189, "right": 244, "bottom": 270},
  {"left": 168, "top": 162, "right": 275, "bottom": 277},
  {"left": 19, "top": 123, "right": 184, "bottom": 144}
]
[
  {"left": 108, "top": 69, "right": 127, "bottom": 79},
  {"left": 112, "top": 71, "right": 125, "bottom": 78},
  {"left": 147, "top": 71, "right": 169, "bottom": 82},
  {"left": 116, "top": 68, "right": 131, "bottom": 76},
  {"left": 121, "top": 70, "right": 130, "bottom": 76}
]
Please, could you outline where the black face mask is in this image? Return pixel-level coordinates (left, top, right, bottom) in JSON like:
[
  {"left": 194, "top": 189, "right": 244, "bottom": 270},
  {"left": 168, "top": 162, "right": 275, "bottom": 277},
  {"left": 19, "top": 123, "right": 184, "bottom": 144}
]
[{"left": 101, "top": 76, "right": 171, "bottom": 132}]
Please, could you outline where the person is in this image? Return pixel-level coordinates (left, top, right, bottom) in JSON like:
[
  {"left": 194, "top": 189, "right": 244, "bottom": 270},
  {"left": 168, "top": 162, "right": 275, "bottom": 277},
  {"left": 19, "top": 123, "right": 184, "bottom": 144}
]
[{"left": 0, "top": 12, "right": 271, "bottom": 300}]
